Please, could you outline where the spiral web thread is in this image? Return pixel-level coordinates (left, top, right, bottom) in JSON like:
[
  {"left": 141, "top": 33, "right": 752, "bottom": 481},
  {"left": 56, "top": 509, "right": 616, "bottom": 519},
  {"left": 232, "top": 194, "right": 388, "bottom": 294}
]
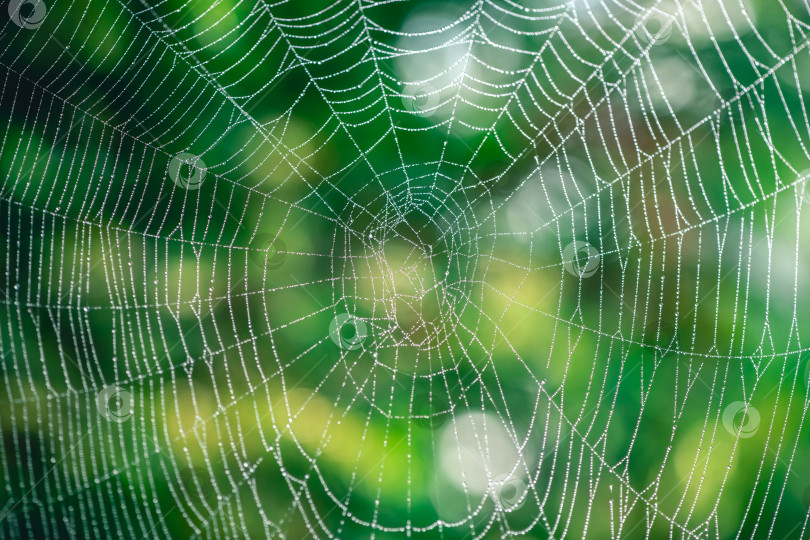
[{"left": 2, "top": 0, "right": 810, "bottom": 538}]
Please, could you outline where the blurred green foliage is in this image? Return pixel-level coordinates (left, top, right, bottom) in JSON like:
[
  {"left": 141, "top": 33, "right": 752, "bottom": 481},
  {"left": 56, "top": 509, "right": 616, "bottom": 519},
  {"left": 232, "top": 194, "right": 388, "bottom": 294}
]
[{"left": 2, "top": 0, "right": 810, "bottom": 538}]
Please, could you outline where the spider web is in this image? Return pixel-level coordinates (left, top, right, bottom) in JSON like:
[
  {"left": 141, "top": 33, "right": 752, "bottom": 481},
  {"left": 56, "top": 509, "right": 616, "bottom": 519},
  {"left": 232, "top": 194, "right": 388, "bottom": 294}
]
[{"left": 2, "top": 0, "right": 810, "bottom": 537}]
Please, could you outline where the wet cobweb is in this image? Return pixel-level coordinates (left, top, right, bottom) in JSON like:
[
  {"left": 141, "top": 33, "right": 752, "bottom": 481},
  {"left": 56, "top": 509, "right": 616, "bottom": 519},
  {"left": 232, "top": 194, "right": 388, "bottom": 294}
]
[{"left": 2, "top": 0, "right": 810, "bottom": 538}]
